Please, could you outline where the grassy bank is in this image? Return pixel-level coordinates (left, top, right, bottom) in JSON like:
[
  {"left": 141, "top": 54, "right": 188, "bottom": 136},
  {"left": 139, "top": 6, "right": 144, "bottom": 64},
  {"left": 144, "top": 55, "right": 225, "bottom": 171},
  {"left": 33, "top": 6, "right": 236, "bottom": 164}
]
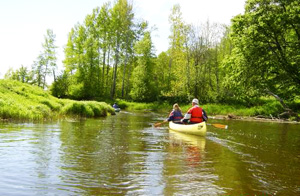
[
  {"left": 0, "top": 80, "right": 115, "bottom": 121},
  {"left": 114, "top": 98, "right": 299, "bottom": 121},
  {"left": 1, "top": 79, "right": 298, "bottom": 121}
]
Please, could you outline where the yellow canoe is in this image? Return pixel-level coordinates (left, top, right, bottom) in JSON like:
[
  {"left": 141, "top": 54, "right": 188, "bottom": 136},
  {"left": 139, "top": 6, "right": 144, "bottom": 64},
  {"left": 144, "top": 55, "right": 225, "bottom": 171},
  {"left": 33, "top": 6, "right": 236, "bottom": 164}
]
[{"left": 169, "top": 121, "right": 207, "bottom": 136}]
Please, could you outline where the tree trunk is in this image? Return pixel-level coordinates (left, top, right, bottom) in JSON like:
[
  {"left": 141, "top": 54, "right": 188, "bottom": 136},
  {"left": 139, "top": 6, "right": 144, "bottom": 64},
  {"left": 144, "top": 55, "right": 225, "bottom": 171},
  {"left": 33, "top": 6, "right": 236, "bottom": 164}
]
[
  {"left": 111, "top": 44, "right": 119, "bottom": 99},
  {"left": 121, "top": 52, "right": 129, "bottom": 98},
  {"left": 265, "top": 89, "right": 289, "bottom": 110}
]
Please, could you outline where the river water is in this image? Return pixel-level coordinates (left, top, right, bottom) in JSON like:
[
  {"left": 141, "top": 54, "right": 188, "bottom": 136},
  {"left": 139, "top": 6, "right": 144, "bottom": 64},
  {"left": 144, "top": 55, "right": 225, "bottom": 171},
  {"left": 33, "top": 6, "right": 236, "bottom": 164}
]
[{"left": 0, "top": 111, "right": 299, "bottom": 195}]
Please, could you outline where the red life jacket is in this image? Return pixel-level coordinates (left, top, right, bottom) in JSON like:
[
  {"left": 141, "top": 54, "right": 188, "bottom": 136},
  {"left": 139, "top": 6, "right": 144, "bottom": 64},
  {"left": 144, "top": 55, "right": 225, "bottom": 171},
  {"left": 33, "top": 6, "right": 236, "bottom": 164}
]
[{"left": 187, "top": 106, "right": 203, "bottom": 123}]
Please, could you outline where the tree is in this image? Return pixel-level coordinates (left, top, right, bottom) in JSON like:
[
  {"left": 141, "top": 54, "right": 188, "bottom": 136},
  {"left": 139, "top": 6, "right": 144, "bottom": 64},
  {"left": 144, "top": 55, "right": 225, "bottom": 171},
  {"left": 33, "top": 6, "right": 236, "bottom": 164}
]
[
  {"left": 94, "top": 3, "right": 112, "bottom": 97},
  {"left": 110, "top": 0, "right": 136, "bottom": 99},
  {"left": 130, "top": 32, "right": 155, "bottom": 101},
  {"left": 31, "top": 29, "right": 57, "bottom": 89},
  {"left": 50, "top": 71, "right": 70, "bottom": 98},
  {"left": 4, "top": 65, "right": 33, "bottom": 83},
  {"left": 168, "top": 4, "right": 189, "bottom": 100},
  {"left": 155, "top": 52, "right": 171, "bottom": 98},
  {"left": 229, "top": 0, "right": 300, "bottom": 104},
  {"left": 61, "top": 0, "right": 142, "bottom": 100}
]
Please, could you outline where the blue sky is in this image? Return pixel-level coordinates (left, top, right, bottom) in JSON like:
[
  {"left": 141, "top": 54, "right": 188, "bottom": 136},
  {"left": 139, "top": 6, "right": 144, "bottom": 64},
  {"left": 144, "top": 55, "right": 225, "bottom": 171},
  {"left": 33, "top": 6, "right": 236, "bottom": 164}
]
[{"left": 0, "top": 0, "right": 245, "bottom": 78}]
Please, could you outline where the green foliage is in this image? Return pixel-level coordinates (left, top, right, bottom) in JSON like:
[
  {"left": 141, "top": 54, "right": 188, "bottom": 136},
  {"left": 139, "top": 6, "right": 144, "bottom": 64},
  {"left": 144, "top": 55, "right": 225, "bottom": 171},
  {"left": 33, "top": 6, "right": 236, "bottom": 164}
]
[
  {"left": 114, "top": 99, "right": 170, "bottom": 111},
  {"left": 130, "top": 32, "right": 156, "bottom": 102},
  {"left": 62, "top": 0, "right": 141, "bottom": 100},
  {"left": 49, "top": 71, "right": 70, "bottom": 98},
  {"left": 4, "top": 66, "right": 33, "bottom": 83},
  {"left": 0, "top": 79, "right": 115, "bottom": 121},
  {"left": 229, "top": 0, "right": 300, "bottom": 101},
  {"left": 60, "top": 101, "right": 112, "bottom": 117}
]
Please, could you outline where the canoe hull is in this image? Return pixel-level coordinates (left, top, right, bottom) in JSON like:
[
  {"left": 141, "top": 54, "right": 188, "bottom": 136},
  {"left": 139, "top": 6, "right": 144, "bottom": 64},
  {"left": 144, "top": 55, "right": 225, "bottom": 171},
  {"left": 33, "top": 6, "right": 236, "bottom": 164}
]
[{"left": 169, "top": 121, "right": 207, "bottom": 136}]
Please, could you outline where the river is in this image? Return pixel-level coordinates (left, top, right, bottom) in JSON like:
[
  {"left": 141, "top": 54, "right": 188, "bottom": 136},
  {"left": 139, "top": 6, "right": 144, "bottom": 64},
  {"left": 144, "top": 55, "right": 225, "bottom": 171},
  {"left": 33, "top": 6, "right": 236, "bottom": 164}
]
[{"left": 0, "top": 111, "right": 299, "bottom": 195}]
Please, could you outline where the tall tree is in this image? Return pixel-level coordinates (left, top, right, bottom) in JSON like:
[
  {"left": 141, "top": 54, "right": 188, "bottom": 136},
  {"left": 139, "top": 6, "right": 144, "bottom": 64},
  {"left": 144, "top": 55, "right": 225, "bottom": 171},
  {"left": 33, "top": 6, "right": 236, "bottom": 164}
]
[
  {"left": 229, "top": 0, "right": 300, "bottom": 103},
  {"left": 168, "top": 4, "right": 189, "bottom": 99},
  {"left": 94, "top": 3, "right": 112, "bottom": 97},
  {"left": 41, "top": 29, "right": 57, "bottom": 89},
  {"left": 61, "top": 0, "right": 141, "bottom": 100},
  {"left": 130, "top": 32, "right": 155, "bottom": 101}
]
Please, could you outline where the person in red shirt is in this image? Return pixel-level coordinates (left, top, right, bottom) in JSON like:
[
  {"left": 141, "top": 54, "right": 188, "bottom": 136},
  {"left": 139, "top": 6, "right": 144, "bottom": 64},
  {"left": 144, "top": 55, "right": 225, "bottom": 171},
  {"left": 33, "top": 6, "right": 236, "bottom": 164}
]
[{"left": 181, "top": 98, "right": 208, "bottom": 124}]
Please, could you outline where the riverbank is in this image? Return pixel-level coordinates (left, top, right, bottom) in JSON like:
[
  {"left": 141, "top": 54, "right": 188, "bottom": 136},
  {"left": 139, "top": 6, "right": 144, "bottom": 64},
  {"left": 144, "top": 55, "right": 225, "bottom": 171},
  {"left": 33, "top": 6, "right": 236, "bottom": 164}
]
[
  {"left": 0, "top": 80, "right": 115, "bottom": 121},
  {"left": 210, "top": 114, "right": 300, "bottom": 124},
  {"left": 1, "top": 79, "right": 299, "bottom": 122},
  {"left": 114, "top": 99, "right": 300, "bottom": 122}
]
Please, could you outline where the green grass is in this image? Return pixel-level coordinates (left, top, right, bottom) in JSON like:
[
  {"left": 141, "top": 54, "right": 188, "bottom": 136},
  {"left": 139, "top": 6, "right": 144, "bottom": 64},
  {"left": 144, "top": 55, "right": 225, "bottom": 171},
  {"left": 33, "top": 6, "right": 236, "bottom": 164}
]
[
  {"left": 113, "top": 99, "right": 171, "bottom": 111},
  {"left": 0, "top": 79, "right": 115, "bottom": 121},
  {"left": 114, "top": 97, "right": 286, "bottom": 118}
]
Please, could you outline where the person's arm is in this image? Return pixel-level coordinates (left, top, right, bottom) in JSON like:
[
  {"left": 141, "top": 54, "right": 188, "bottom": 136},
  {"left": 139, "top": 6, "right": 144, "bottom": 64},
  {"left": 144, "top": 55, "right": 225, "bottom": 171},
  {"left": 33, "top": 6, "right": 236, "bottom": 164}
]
[
  {"left": 202, "top": 109, "right": 208, "bottom": 121},
  {"left": 166, "top": 111, "right": 175, "bottom": 122},
  {"left": 181, "top": 109, "right": 191, "bottom": 123}
]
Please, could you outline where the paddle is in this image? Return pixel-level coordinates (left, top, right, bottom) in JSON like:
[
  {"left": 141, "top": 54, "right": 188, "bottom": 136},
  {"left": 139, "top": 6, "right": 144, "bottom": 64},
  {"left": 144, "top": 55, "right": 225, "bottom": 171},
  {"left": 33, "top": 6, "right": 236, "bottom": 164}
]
[
  {"left": 207, "top": 123, "right": 228, "bottom": 129},
  {"left": 154, "top": 121, "right": 168, "bottom": 127}
]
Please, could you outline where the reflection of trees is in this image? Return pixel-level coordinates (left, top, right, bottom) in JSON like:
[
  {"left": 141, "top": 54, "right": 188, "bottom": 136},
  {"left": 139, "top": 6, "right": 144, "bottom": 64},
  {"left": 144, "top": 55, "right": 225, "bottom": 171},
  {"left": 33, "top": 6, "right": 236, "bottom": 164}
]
[
  {"left": 58, "top": 113, "right": 153, "bottom": 195},
  {"left": 29, "top": 123, "right": 65, "bottom": 193},
  {"left": 206, "top": 121, "right": 300, "bottom": 195}
]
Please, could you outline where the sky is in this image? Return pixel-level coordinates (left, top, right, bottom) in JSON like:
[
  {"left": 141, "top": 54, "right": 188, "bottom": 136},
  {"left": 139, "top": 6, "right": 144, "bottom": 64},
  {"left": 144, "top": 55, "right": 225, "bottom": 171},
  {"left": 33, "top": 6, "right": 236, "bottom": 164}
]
[{"left": 0, "top": 0, "right": 246, "bottom": 78}]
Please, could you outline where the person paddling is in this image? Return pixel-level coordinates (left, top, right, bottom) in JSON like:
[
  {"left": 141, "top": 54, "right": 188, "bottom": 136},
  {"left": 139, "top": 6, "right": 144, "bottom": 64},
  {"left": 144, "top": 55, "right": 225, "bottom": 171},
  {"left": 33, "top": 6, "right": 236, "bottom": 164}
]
[
  {"left": 112, "top": 103, "right": 119, "bottom": 109},
  {"left": 165, "top": 103, "right": 183, "bottom": 124},
  {"left": 181, "top": 98, "right": 208, "bottom": 124}
]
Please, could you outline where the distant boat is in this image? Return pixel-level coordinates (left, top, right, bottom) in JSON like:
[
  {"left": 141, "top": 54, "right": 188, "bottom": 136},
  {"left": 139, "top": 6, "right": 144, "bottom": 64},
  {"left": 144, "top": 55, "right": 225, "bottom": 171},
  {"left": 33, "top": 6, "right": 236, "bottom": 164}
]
[{"left": 114, "top": 108, "right": 121, "bottom": 112}]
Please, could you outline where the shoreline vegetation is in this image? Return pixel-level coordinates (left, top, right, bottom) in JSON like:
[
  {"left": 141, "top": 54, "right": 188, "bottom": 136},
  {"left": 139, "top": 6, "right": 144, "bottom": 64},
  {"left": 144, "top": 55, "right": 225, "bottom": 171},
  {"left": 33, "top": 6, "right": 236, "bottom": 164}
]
[
  {"left": 0, "top": 80, "right": 115, "bottom": 121},
  {"left": 0, "top": 79, "right": 299, "bottom": 123},
  {"left": 115, "top": 99, "right": 300, "bottom": 123}
]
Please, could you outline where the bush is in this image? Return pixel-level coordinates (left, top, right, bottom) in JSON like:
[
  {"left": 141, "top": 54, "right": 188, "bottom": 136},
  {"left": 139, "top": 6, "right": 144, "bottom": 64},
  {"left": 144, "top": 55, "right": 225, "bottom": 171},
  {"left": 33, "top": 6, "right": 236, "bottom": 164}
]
[{"left": 0, "top": 79, "right": 115, "bottom": 121}]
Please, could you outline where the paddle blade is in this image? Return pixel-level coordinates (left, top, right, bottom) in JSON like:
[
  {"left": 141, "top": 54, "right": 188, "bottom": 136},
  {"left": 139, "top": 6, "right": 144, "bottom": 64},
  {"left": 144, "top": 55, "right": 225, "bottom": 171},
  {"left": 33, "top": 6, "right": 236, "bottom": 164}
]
[{"left": 212, "top": 123, "right": 228, "bottom": 129}]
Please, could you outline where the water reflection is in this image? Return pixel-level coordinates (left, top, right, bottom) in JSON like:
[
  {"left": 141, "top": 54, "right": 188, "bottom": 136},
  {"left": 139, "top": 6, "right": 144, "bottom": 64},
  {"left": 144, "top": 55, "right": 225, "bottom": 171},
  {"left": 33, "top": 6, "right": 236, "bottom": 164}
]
[
  {"left": 165, "top": 130, "right": 225, "bottom": 195},
  {"left": 168, "top": 130, "right": 206, "bottom": 166},
  {"left": 0, "top": 113, "right": 300, "bottom": 195},
  {"left": 207, "top": 119, "right": 300, "bottom": 195}
]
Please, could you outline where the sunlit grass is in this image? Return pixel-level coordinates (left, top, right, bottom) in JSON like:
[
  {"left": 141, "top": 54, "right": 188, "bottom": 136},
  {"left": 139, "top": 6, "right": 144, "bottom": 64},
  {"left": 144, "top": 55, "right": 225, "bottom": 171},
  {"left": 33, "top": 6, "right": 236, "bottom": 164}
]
[
  {"left": 115, "top": 97, "right": 285, "bottom": 118},
  {"left": 0, "top": 79, "right": 115, "bottom": 121},
  {"left": 60, "top": 100, "right": 115, "bottom": 118}
]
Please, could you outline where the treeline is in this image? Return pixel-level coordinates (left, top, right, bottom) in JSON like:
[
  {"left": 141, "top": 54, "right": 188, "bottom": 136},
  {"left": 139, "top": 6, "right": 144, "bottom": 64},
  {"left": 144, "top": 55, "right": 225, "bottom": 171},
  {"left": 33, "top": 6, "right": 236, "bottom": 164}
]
[
  {"left": 5, "top": 29, "right": 57, "bottom": 90},
  {"left": 52, "top": 1, "right": 231, "bottom": 103},
  {"left": 6, "top": 0, "right": 300, "bottom": 114}
]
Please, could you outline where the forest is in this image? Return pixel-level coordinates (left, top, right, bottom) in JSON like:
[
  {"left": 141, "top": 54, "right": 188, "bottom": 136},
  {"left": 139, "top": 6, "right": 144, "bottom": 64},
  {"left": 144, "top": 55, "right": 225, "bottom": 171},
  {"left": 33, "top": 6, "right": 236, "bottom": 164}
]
[{"left": 4, "top": 0, "right": 300, "bottom": 119}]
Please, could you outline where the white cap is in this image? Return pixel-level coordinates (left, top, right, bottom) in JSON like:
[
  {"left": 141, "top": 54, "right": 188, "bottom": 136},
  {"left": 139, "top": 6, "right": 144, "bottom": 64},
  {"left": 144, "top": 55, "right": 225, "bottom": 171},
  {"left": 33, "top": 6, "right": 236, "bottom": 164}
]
[{"left": 192, "top": 98, "right": 199, "bottom": 104}]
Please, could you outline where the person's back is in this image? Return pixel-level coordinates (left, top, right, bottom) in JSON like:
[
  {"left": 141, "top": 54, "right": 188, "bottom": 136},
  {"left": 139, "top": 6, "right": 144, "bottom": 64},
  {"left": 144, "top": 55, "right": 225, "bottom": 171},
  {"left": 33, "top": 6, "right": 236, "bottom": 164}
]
[
  {"left": 170, "top": 109, "right": 183, "bottom": 122},
  {"left": 187, "top": 105, "right": 203, "bottom": 123},
  {"left": 182, "top": 98, "right": 208, "bottom": 124},
  {"left": 166, "top": 103, "right": 183, "bottom": 123}
]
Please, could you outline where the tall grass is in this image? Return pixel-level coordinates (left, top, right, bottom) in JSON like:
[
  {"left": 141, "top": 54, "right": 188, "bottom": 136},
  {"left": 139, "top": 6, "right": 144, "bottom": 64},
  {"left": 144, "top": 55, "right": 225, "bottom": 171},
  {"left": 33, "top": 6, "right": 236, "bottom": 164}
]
[
  {"left": 60, "top": 100, "right": 115, "bottom": 118},
  {"left": 114, "top": 97, "right": 285, "bottom": 118},
  {"left": 113, "top": 99, "right": 170, "bottom": 111},
  {"left": 0, "top": 79, "right": 115, "bottom": 121}
]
